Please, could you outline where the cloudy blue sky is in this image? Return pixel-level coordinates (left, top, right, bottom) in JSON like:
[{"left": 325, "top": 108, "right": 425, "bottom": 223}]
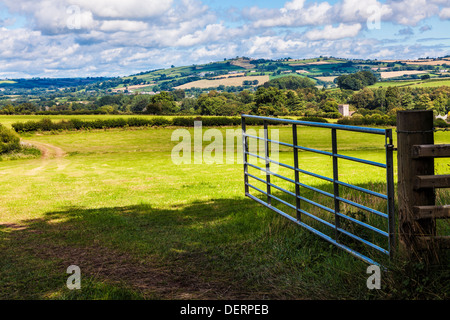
[{"left": 0, "top": 0, "right": 449, "bottom": 78}]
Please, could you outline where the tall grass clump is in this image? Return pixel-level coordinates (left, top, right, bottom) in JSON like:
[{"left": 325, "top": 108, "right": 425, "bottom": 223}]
[{"left": 0, "top": 123, "right": 20, "bottom": 154}]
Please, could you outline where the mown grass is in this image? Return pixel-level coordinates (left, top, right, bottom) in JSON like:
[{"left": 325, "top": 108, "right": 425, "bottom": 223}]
[
  {"left": 368, "top": 78, "right": 450, "bottom": 89},
  {"left": 0, "top": 121, "right": 448, "bottom": 300}
]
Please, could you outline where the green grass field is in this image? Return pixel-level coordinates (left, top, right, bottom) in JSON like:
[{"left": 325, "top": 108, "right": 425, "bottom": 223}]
[
  {"left": 0, "top": 115, "right": 449, "bottom": 300},
  {"left": 368, "top": 78, "right": 450, "bottom": 89}
]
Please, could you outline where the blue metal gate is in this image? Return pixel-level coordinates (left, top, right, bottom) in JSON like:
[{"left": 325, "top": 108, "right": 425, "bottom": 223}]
[{"left": 241, "top": 115, "right": 395, "bottom": 266}]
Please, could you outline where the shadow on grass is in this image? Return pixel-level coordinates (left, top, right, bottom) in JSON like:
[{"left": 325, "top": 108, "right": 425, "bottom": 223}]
[
  {"left": 0, "top": 194, "right": 378, "bottom": 300},
  {"left": 2, "top": 187, "right": 447, "bottom": 300}
]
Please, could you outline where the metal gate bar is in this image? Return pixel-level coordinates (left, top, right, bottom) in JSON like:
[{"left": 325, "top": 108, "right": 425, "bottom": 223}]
[{"left": 241, "top": 115, "right": 395, "bottom": 266}]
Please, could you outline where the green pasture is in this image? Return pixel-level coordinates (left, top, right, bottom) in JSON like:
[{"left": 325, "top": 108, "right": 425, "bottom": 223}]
[
  {"left": 268, "top": 73, "right": 311, "bottom": 81},
  {"left": 282, "top": 58, "right": 346, "bottom": 65},
  {"left": 368, "top": 78, "right": 450, "bottom": 89},
  {"left": 0, "top": 117, "right": 449, "bottom": 300}
]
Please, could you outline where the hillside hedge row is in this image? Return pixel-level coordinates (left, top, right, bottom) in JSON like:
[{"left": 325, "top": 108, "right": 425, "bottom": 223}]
[
  {"left": 337, "top": 114, "right": 449, "bottom": 128},
  {"left": 337, "top": 114, "right": 397, "bottom": 126},
  {"left": 11, "top": 114, "right": 448, "bottom": 133},
  {"left": 11, "top": 116, "right": 333, "bottom": 133},
  {"left": 10, "top": 117, "right": 245, "bottom": 133}
]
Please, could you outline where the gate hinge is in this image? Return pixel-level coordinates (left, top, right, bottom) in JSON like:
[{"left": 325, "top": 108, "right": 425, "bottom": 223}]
[{"left": 386, "top": 144, "right": 397, "bottom": 151}]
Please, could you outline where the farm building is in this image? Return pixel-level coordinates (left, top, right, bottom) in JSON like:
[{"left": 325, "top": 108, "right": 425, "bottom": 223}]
[{"left": 338, "top": 104, "right": 350, "bottom": 117}]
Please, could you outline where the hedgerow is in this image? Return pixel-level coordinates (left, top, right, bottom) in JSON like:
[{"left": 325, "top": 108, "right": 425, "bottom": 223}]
[
  {"left": 15, "top": 114, "right": 447, "bottom": 133},
  {"left": 337, "top": 114, "right": 397, "bottom": 126},
  {"left": 0, "top": 124, "right": 21, "bottom": 154},
  {"left": 298, "top": 117, "right": 329, "bottom": 123},
  {"left": 11, "top": 116, "right": 264, "bottom": 133}
]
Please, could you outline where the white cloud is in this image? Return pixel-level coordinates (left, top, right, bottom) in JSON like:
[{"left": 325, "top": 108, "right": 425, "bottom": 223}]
[
  {"left": 190, "top": 43, "right": 238, "bottom": 60},
  {"left": 282, "top": 0, "right": 306, "bottom": 12},
  {"left": 253, "top": 1, "right": 332, "bottom": 27},
  {"left": 100, "top": 48, "right": 124, "bottom": 63},
  {"left": 304, "top": 23, "right": 362, "bottom": 40},
  {"left": 429, "top": 0, "right": 450, "bottom": 5},
  {"left": 100, "top": 20, "right": 149, "bottom": 32},
  {"left": 439, "top": 7, "right": 450, "bottom": 19},
  {"left": 0, "top": 28, "right": 42, "bottom": 59},
  {"left": 0, "top": 0, "right": 449, "bottom": 78},
  {"left": 301, "top": 2, "right": 334, "bottom": 25},
  {"left": 385, "top": 0, "right": 441, "bottom": 26},
  {"left": 175, "top": 24, "right": 227, "bottom": 46},
  {"left": 335, "top": 0, "right": 392, "bottom": 23},
  {"left": 70, "top": 0, "right": 173, "bottom": 19},
  {"left": 246, "top": 36, "right": 307, "bottom": 57}
]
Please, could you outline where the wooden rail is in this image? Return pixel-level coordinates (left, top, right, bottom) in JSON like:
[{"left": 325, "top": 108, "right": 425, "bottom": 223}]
[
  {"left": 414, "top": 175, "right": 450, "bottom": 190},
  {"left": 397, "top": 111, "right": 450, "bottom": 263},
  {"left": 412, "top": 144, "right": 450, "bottom": 159},
  {"left": 412, "top": 145, "right": 450, "bottom": 222},
  {"left": 413, "top": 205, "right": 450, "bottom": 220}
]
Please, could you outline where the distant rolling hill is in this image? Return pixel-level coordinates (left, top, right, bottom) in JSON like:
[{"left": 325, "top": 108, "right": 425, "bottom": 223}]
[{"left": 1, "top": 56, "right": 449, "bottom": 94}]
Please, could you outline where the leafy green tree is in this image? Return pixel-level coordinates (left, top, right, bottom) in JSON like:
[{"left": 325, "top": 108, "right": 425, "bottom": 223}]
[
  {"left": 432, "top": 94, "right": 447, "bottom": 115},
  {"left": 400, "top": 91, "right": 414, "bottom": 109},
  {"left": 130, "top": 95, "right": 152, "bottom": 113},
  {"left": 414, "top": 93, "right": 433, "bottom": 110},
  {"left": 321, "top": 99, "right": 339, "bottom": 113},
  {"left": 171, "top": 89, "right": 186, "bottom": 101},
  {"left": 385, "top": 87, "right": 401, "bottom": 112},
  {"left": 263, "top": 76, "right": 316, "bottom": 90},
  {"left": 238, "top": 90, "right": 254, "bottom": 104},
  {"left": 147, "top": 92, "right": 178, "bottom": 114},
  {"left": 215, "top": 103, "right": 242, "bottom": 116},
  {"left": 97, "top": 95, "right": 121, "bottom": 107},
  {"left": 196, "top": 94, "right": 226, "bottom": 115},
  {"left": 372, "top": 88, "right": 387, "bottom": 111},
  {"left": 350, "top": 88, "right": 375, "bottom": 109},
  {"left": 15, "top": 102, "right": 37, "bottom": 113},
  {"left": 357, "top": 71, "right": 377, "bottom": 86},
  {"left": 336, "top": 71, "right": 377, "bottom": 90},
  {"left": 254, "top": 86, "right": 286, "bottom": 111},
  {"left": 0, "top": 104, "right": 16, "bottom": 115},
  {"left": 285, "top": 91, "right": 303, "bottom": 112},
  {"left": 180, "top": 98, "right": 197, "bottom": 114},
  {"left": 336, "top": 75, "right": 363, "bottom": 91},
  {"left": 98, "top": 105, "right": 115, "bottom": 114}
]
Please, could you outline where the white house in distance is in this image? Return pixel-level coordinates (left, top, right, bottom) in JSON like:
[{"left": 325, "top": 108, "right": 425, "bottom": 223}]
[{"left": 338, "top": 104, "right": 350, "bottom": 117}]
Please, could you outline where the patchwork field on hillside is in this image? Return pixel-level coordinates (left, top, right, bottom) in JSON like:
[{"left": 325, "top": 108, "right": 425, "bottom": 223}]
[
  {"left": 174, "top": 75, "right": 270, "bottom": 89},
  {"left": 380, "top": 70, "right": 428, "bottom": 79}
]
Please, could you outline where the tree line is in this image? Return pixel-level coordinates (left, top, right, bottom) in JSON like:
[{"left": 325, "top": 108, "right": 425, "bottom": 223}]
[{"left": 1, "top": 75, "right": 450, "bottom": 118}]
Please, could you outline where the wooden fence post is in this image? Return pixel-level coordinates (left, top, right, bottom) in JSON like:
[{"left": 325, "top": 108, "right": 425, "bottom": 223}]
[{"left": 397, "top": 110, "right": 436, "bottom": 262}]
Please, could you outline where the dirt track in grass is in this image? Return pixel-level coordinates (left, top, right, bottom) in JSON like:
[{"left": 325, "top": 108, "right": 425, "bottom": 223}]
[
  {"left": 1, "top": 221, "right": 255, "bottom": 300},
  {"left": 23, "top": 140, "right": 69, "bottom": 174},
  {"left": 23, "top": 140, "right": 66, "bottom": 159},
  {"left": 2, "top": 138, "right": 255, "bottom": 299}
]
